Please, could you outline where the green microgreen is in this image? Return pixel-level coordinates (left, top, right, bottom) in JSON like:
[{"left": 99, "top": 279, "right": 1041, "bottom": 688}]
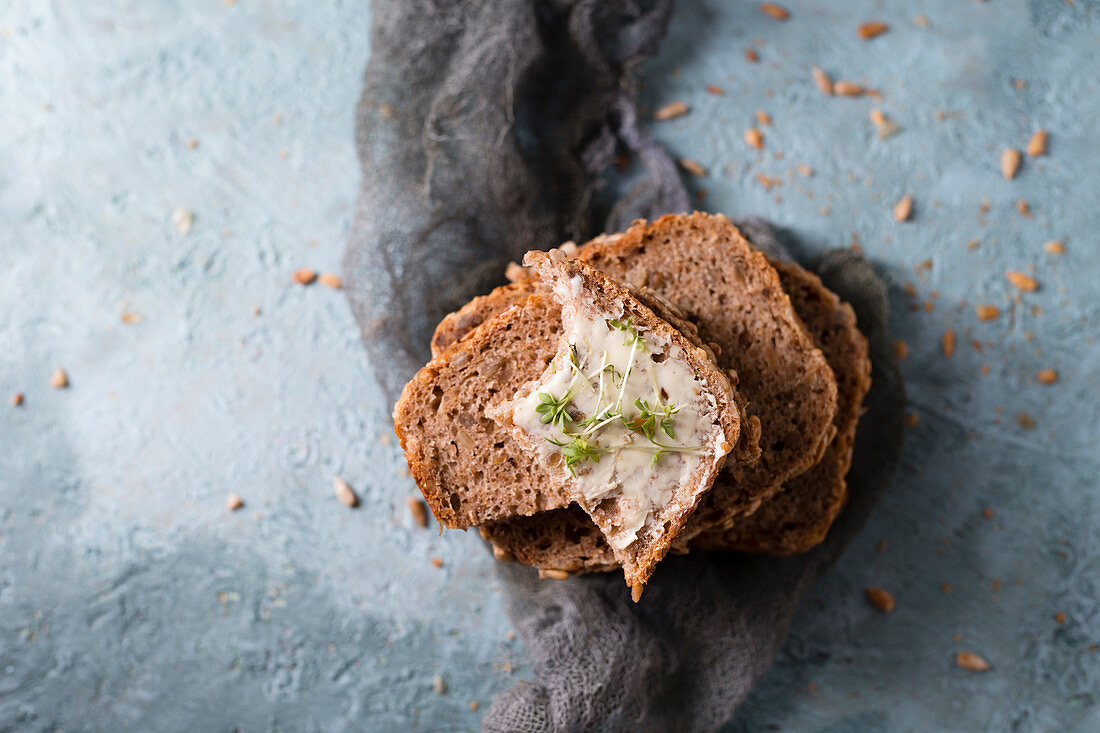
[
  {"left": 607, "top": 316, "right": 646, "bottom": 347},
  {"left": 535, "top": 390, "right": 573, "bottom": 430},
  {"left": 547, "top": 436, "right": 606, "bottom": 476}
]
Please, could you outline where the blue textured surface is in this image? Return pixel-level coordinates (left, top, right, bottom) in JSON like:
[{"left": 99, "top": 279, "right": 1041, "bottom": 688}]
[{"left": 1, "top": 1, "right": 1098, "bottom": 731}]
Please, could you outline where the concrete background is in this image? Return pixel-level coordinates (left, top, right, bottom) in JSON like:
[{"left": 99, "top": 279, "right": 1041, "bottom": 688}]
[{"left": 1, "top": 1, "right": 1097, "bottom": 731}]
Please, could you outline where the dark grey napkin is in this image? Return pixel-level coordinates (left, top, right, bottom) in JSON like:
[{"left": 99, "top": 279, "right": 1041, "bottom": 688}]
[{"left": 343, "top": 2, "right": 906, "bottom": 730}]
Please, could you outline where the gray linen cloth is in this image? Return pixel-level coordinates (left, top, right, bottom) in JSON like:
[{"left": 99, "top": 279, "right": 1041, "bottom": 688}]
[{"left": 343, "top": 2, "right": 906, "bottom": 730}]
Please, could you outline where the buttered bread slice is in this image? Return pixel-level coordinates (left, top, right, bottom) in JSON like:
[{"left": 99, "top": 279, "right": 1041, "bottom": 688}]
[{"left": 495, "top": 250, "right": 740, "bottom": 596}]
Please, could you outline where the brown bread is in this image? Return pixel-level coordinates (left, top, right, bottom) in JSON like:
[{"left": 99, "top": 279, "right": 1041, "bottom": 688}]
[
  {"left": 495, "top": 250, "right": 743, "bottom": 592},
  {"left": 395, "top": 243, "right": 754, "bottom": 558},
  {"left": 481, "top": 258, "right": 869, "bottom": 569},
  {"left": 693, "top": 260, "right": 871, "bottom": 554}
]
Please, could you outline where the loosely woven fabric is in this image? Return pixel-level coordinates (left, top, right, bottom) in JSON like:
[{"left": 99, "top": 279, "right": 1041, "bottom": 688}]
[{"left": 342, "top": 2, "right": 906, "bottom": 731}]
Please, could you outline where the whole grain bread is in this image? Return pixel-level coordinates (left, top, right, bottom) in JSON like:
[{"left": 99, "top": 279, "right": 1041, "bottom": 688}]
[
  {"left": 395, "top": 244, "right": 756, "bottom": 552},
  {"left": 693, "top": 261, "right": 871, "bottom": 554},
  {"left": 480, "top": 258, "right": 870, "bottom": 570},
  {"left": 577, "top": 214, "right": 837, "bottom": 540},
  {"left": 394, "top": 290, "right": 571, "bottom": 527},
  {"left": 499, "top": 250, "right": 741, "bottom": 594}
]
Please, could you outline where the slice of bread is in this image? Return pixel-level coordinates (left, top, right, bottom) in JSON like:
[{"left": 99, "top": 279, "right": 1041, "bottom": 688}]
[
  {"left": 394, "top": 290, "right": 572, "bottom": 527},
  {"left": 480, "top": 258, "right": 869, "bottom": 570},
  {"left": 396, "top": 242, "right": 755, "bottom": 557},
  {"left": 576, "top": 213, "right": 837, "bottom": 538},
  {"left": 692, "top": 261, "right": 871, "bottom": 554},
  {"left": 494, "top": 250, "right": 741, "bottom": 594}
]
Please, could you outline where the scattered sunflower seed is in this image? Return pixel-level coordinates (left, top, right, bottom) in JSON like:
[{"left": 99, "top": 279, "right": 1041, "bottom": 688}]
[
  {"left": 171, "top": 208, "right": 194, "bottom": 235},
  {"left": 1026, "top": 129, "right": 1047, "bottom": 157},
  {"left": 1001, "top": 148, "right": 1021, "bottom": 180},
  {"left": 858, "top": 22, "right": 889, "bottom": 40},
  {"left": 865, "top": 587, "right": 896, "bottom": 613},
  {"left": 1005, "top": 271, "right": 1038, "bottom": 292},
  {"left": 956, "top": 651, "right": 992, "bottom": 672},
  {"left": 893, "top": 195, "right": 913, "bottom": 222},
  {"left": 293, "top": 268, "right": 317, "bottom": 285},
  {"left": 49, "top": 368, "right": 68, "bottom": 389},
  {"left": 811, "top": 66, "right": 834, "bottom": 95},
  {"left": 759, "top": 3, "right": 790, "bottom": 20},
  {"left": 1036, "top": 368, "right": 1058, "bottom": 385},
  {"left": 653, "top": 101, "right": 689, "bottom": 121},
  {"left": 333, "top": 476, "right": 359, "bottom": 508}
]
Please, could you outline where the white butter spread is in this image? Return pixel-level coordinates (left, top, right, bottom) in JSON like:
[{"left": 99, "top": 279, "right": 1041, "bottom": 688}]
[{"left": 511, "top": 274, "right": 726, "bottom": 550}]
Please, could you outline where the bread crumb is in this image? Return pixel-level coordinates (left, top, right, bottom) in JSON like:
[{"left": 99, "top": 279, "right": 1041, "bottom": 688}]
[
  {"left": 1016, "top": 412, "right": 1035, "bottom": 430},
  {"left": 319, "top": 273, "right": 342, "bottom": 289},
  {"left": 506, "top": 630, "right": 516, "bottom": 641},
  {"left": 1043, "top": 240, "right": 1065, "bottom": 255},
  {"left": 941, "top": 583, "right": 952, "bottom": 594},
  {"left": 186, "top": 138, "right": 199, "bottom": 149},
  {"left": 1006, "top": 271, "right": 1038, "bottom": 292},
  {"left": 858, "top": 22, "right": 889, "bottom": 40},
  {"left": 876, "top": 539, "right": 888, "bottom": 552},
  {"left": 745, "top": 48, "right": 760, "bottom": 63},
  {"left": 653, "top": 101, "right": 689, "bottom": 121},
  {"left": 293, "top": 268, "right": 317, "bottom": 285},
  {"left": 407, "top": 497, "right": 429, "bottom": 528},
  {"left": 171, "top": 208, "right": 194, "bottom": 235},
  {"left": 811, "top": 66, "right": 833, "bottom": 95},
  {"left": 469, "top": 701, "right": 480, "bottom": 711},
  {"left": 982, "top": 507, "right": 994, "bottom": 520},
  {"left": 833, "top": 81, "right": 866, "bottom": 97},
  {"left": 893, "top": 195, "right": 913, "bottom": 222},
  {"left": 11, "top": 392, "right": 24, "bottom": 407},
  {"left": 975, "top": 304, "right": 1000, "bottom": 321},
  {"left": 540, "top": 569, "right": 570, "bottom": 580},
  {"left": 333, "top": 476, "right": 359, "bottom": 508},
  {"left": 1027, "top": 129, "right": 1048, "bottom": 157},
  {"left": 1036, "top": 368, "right": 1058, "bottom": 385},
  {"left": 755, "top": 110, "right": 772, "bottom": 126},
  {"left": 1001, "top": 148, "right": 1021, "bottom": 180},
  {"left": 894, "top": 341, "right": 909, "bottom": 360},
  {"left": 120, "top": 311, "right": 141, "bottom": 324},
  {"left": 942, "top": 329, "right": 956, "bottom": 357},
  {"left": 865, "top": 587, "right": 896, "bottom": 613},
  {"left": 1017, "top": 199, "right": 1032, "bottom": 218},
  {"left": 432, "top": 674, "right": 446, "bottom": 694},
  {"left": 430, "top": 556, "right": 444, "bottom": 568},
  {"left": 705, "top": 84, "right": 724, "bottom": 96},
  {"left": 796, "top": 165, "right": 814, "bottom": 177},
  {"left": 745, "top": 128, "right": 764, "bottom": 151},
  {"left": 808, "top": 682, "right": 817, "bottom": 692},
  {"left": 678, "top": 158, "right": 707, "bottom": 177},
  {"left": 956, "top": 651, "right": 992, "bottom": 672},
  {"left": 1055, "top": 612, "right": 1066, "bottom": 625},
  {"left": 968, "top": 239, "right": 980, "bottom": 251},
  {"left": 914, "top": 14, "right": 929, "bottom": 27},
  {"left": 759, "top": 3, "right": 790, "bottom": 20},
  {"left": 49, "top": 368, "right": 68, "bottom": 389},
  {"left": 906, "top": 412, "right": 919, "bottom": 427},
  {"left": 980, "top": 365, "right": 991, "bottom": 376},
  {"left": 226, "top": 493, "right": 244, "bottom": 511}
]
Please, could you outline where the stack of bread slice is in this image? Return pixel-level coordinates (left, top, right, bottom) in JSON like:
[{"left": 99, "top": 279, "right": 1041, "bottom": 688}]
[{"left": 394, "top": 213, "right": 871, "bottom": 599}]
